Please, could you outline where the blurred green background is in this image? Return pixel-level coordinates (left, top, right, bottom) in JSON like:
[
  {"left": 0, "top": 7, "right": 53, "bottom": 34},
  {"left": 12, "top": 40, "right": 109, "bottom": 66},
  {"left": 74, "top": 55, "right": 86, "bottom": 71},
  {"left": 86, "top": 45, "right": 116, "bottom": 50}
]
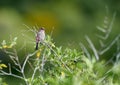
[
  {"left": 0, "top": 0, "right": 120, "bottom": 84},
  {"left": 0, "top": 0, "right": 120, "bottom": 61}
]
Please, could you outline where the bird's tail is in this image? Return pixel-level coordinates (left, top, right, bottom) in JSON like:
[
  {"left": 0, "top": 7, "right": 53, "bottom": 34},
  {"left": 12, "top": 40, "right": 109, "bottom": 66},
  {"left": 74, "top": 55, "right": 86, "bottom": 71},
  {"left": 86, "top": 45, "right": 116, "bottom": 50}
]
[{"left": 35, "top": 42, "right": 38, "bottom": 50}]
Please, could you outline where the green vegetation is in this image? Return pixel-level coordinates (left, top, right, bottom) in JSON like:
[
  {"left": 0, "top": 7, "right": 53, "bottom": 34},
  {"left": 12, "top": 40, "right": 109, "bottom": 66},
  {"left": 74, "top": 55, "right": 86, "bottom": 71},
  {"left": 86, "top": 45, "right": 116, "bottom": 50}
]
[
  {"left": 0, "top": 0, "right": 120, "bottom": 85},
  {"left": 0, "top": 12, "right": 120, "bottom": 85},
  {"left": 0, "top": 31, "right": 120, "bottom": 85}
]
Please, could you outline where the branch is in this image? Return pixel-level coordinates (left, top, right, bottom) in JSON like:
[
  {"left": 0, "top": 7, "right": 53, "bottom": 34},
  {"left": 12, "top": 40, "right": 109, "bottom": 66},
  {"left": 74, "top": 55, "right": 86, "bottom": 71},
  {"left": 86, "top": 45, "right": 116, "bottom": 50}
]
[
  {"left": 22, "top": 50, "right": 38, "bottom": 72},
  {"left": 0, "top": 67, "right": 24, "bottom": 80}
]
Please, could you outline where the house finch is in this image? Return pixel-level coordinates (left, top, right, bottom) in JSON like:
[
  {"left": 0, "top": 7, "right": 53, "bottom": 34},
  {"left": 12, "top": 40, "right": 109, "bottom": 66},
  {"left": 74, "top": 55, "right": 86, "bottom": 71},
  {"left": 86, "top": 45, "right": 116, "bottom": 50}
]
[{"left": 35, "top": 27, "right": 45, "bottom": 50}]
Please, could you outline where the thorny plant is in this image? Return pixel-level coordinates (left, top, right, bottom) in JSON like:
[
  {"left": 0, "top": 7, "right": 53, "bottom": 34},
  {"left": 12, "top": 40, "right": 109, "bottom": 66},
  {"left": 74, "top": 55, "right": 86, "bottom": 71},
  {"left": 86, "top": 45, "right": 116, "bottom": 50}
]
[{"left": 0, "top": 25, "right": 74, "bottom": 85}]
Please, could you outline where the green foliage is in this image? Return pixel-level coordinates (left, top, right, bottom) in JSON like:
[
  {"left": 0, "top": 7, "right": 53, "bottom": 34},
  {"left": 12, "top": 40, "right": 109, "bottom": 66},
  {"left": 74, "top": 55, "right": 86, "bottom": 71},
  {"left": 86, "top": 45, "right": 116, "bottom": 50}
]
[
  {"left": 0, "top": 78, "right": 7, "bottom": 85},
  {"left": 0, "top": 34, "right": 120, "bottom": 85}
]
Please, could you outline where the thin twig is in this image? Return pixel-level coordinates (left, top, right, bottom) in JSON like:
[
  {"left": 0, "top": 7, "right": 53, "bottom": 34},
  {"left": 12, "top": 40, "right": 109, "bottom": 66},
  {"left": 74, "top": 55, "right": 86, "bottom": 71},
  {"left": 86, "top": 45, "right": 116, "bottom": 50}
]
[
  {"left": 0, "top": 70, "right": 24, "bottom": 80},
  {"left": 31, "top": 66, "right": 39, "bottom": 81},
  {"left": 22, "top": 54, "right": 30, "bottom": 73}
]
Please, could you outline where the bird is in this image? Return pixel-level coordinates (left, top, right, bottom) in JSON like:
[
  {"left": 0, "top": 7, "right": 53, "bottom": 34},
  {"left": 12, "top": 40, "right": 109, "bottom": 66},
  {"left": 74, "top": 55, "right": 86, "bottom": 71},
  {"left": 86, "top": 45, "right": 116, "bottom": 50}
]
[{"left": 35, "top": 27, "right": 45, "bottom": 50}]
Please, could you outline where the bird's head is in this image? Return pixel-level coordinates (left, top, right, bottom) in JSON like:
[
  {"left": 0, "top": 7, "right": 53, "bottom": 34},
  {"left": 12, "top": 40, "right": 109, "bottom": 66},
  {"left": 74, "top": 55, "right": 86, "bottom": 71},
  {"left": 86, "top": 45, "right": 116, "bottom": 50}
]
[{"left": 40, "top": 27, "right": 45, "bottom": 30}]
